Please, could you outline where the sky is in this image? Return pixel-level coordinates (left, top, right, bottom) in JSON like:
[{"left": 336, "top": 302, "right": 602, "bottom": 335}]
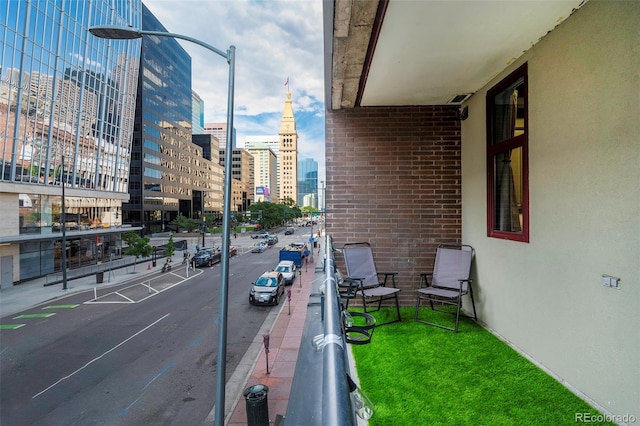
[{"left": 142, "top": 0, "right": 326, "bottom": 182}]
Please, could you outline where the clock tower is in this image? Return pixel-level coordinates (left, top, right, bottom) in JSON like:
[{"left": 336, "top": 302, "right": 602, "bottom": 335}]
[{"left": 279, "top": 90, "right": 298, "bottom": 205}]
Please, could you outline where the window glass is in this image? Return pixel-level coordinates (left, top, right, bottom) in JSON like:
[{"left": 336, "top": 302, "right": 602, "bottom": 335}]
[
  {"left": 487, "top": 64, "right": 529, "bottom": 242},
  {"left": 491, "top": 77, "right": 525, "bottom": 145}
]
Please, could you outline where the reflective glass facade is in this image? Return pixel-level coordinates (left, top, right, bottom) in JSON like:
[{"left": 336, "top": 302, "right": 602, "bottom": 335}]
[
  {"left": 298, "top": 158, "right": 317, "bottom": 206},
  {"left": 125, "top": 5, "right": 220, "bottom": 234},
  {"left": 0, "top": 0, "right": 141, "bottom": 283}
]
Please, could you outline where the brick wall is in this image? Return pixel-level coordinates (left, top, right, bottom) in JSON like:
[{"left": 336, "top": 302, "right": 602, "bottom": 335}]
[{"left": 326, "top": 106, "right": 462, "bottom": 306}]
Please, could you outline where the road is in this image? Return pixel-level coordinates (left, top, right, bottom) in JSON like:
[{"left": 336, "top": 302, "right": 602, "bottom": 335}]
[{"left": 0, "top": 235, "right": 299, "bottom": 425}]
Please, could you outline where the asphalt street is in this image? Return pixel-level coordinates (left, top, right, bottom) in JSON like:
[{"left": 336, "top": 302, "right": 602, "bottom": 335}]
[{"left": 0, "top": 234, "right": 297, "bottom": 425}]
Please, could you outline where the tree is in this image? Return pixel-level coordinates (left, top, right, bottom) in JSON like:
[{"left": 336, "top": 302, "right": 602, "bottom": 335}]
[
  {"left": 171, "top": 214, "right": 200, "bottom": 233},
  {"left": 166, "top": 234, "right": 175, "bottom": 258},
  {"left": 281, "top": 197, "right": 297, "bottom": 207},
  {"left": 123, "top": 231, "right": 153, "bottom": 272}
]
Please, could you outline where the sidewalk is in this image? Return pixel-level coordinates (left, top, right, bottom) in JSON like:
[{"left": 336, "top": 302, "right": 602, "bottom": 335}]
[
  {"left": 225, "top": 256, "right": 319, "bottom": 425},
  {"left": 0, "top": 255, "right": 173, "bottom": 318}
]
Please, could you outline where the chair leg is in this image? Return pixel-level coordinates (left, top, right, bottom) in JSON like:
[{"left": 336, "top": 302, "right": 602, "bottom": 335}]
[
  {"left": 393, "top": 293, "right": 401, "bottom": 323},
  {"left": 454, "top": 297, "right": 461, "bottom": 333},
  {"left": 469, "top": 286, "right": 478, "bottom": 321}
]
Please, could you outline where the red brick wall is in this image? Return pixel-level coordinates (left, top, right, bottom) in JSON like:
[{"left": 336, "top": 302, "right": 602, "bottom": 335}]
[{"left": 326, "top": 106, "right": 462, "bottom": 306}]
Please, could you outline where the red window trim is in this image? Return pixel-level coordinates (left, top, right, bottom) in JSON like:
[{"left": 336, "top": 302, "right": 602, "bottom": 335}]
[{"left": 486, "top": 63, "right": 529, "bottom": 243}]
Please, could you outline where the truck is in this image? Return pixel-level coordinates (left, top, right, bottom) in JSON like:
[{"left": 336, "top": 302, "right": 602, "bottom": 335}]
[{"left": 279, "top": 243, "right": 308, "bottom": 267}]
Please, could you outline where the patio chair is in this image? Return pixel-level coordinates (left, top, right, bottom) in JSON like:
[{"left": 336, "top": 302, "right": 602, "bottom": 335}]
[
  {"left": 414, "top": 244, "right": 477, "bottom": 333},
  {"left": 342, "top": 242, "right": 401, "bottom": 326}
]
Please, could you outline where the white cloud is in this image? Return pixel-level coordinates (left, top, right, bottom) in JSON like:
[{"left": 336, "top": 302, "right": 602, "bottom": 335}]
[{"left": 143, "top": 0, "right": 326, "bottom": 181}]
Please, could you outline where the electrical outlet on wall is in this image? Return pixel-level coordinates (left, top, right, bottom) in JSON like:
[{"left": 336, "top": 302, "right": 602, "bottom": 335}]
[{"left": 602, "top": 274, "right": 620, "bottom": 289}]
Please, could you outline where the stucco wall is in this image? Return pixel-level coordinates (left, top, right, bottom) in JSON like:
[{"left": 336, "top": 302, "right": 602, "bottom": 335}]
[{"left": 461, "top": 0, "right": 639, "bottom": 419}]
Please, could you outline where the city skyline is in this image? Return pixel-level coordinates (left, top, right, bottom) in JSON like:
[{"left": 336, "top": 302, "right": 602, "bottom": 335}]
[{"left": 143, "top": 0, "right": 326, "bottom": 181}]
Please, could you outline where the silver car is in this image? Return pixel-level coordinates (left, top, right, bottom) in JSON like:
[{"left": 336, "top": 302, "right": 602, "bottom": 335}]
[
  {"left": 251, "top": 241, "right": 267, "bottom": 253},
  {"left": 249, "top": 271, "right": 285, "bottom": 306},
  {"left": 275, "top": 261, "right": 296, "bottom": 285}
]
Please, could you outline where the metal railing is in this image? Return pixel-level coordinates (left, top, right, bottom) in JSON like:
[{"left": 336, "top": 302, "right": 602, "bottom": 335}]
[{"left": 284, "top": 234, "right": 356, "bottom": 425}]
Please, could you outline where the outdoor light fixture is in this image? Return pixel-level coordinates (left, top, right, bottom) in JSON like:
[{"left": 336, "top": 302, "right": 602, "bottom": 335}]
[{"left": 89, "top": 25, "right": 235, "bottom": 426}]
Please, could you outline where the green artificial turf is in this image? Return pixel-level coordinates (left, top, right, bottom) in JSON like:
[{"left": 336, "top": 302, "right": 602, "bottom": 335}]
[{"left": 350, "top": 308, "right": 613, "bottom": 426}]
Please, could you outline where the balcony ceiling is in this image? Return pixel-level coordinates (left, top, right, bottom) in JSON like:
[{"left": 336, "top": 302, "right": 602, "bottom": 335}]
[{"left": 328, "top": 0, "right": 587, "bottom": 109}]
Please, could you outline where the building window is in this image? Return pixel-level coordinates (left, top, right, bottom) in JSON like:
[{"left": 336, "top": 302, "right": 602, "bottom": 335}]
[{"left": 486, "top": 63, "right": 529, "bottom": 242}]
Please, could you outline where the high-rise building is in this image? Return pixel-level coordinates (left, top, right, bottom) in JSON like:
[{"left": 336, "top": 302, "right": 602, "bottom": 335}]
[
  {"left": 219, "top": 148, "right": 254, "bottom": 212},
  {"left": 192, "top": 91, "right": 205, "bottom": 134},
  {"left": 125, "top": 5, "right": 220, "bottom": 233},
  {"left": 298, "top": 158, "right": 318, "bottom": 207},
  {"left": 245, "top": 135, "right": 280, "bottom": 202},
  {"left": 0, "top": 0, "right": 141, "bottom": 285},
  {"left": 279, "top": 91, "right": 298, "bottom": 205},
  {"left": 192, "top": 134, "right": 223, "bottom": 215},
  {"left": 246, "top": 146, "right": 277, "bottom": 203},
  {"left": 204, "top": 122, "right": 236, "bottom": 149}
]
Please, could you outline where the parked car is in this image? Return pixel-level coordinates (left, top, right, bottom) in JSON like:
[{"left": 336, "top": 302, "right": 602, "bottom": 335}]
[
  {"left": 275, "top": 260, "right": 296, "bottom": 285},
  {"left": 251, "top": 241, "right": 267, "bottom": 253},
  {"left": 267, "top": 234, "right": 278, "bottom": 246},
  {"left": 249, "top": 271, "right": 285, "bottom": 306},
  {"left": 284, "top": 227, "right": 295, "bottom": 235},
  {"left": 191, "top": 247, "right": 222, "bottom": 267}
]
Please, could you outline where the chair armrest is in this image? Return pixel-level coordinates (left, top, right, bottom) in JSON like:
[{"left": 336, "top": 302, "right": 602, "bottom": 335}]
[
  {"left": 377, "top": 272, "right": 398, "bottom": 287},
  {"left": 339, "top": 278, "right": 362, "bottom": 291},
  {"left": 342, "top": 277, "right": 364, "bottom": 290},
  {"left": 418, "top": 273, "right": 433, "bottom": 288},
  {"left": 457, "top": 278, "right": 472, "bottom": 292}
]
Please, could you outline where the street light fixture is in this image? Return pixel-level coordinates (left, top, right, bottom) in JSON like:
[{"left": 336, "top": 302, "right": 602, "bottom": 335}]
[{"left": 89, "top": 25, "right": 235, "bottom": 426}]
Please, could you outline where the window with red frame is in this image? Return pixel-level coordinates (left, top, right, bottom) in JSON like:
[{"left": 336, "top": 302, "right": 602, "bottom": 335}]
[{"left": 486, "top": 63, "right": 529, "bottom": 242}]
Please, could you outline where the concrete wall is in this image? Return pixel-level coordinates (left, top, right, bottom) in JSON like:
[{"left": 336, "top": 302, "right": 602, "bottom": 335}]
[
  {"left": 0, "top": 192, "right": 20, "bottom": 284},
  {"left": 461, "top": 0, "right": 639, "bottom": 419}
]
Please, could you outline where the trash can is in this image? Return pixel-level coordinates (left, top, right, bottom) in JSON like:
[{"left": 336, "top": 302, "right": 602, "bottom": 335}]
[
  {"left": 96, "top": 271, "right": 104, "bottom": 284},
  {"left": 244, "top": 384, "right": 269, "bottom": 426}
]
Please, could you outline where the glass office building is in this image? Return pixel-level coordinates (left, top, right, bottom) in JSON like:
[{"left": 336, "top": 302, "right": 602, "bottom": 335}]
[
  {"left": 0, "top": 0, "right": 141, "bottom": 285},
  {"left": 125, "top": 4, "right": 219, "bottom": 234},
  {"left": 298, "top": 158, "right": 318, "bottom": 207}
]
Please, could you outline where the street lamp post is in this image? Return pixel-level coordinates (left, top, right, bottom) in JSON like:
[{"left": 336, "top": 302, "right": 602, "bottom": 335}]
[
  {"left": 201, "top": 191, "right": 206, "bottom": 247},
  {"left": 89, "top": 26, "right": 235, "bottom": 426},
  {"left": 61, "top": 155, "right": 68, "bottom": 290}
]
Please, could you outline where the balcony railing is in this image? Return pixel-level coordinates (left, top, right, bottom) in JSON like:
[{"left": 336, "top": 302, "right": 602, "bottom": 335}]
[{"left": 284, "top": 234, "right": 356, "bottom": 425}]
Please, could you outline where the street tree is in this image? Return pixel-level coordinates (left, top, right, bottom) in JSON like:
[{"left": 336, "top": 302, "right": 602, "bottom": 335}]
[{"left": 122, "top": 232, "right": 154, "bottom": 272}]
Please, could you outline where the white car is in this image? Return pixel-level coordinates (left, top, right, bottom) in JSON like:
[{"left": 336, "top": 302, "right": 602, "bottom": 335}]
[
  {"left": 275, "top": 260, "right": 296, "bottom": 285},
  {"left": 252, "top": 241, "right": 267, "bottom": 253}
]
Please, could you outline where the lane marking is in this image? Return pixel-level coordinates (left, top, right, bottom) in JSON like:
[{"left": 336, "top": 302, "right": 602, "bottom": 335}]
[
  {"left": 119, "top": 362, "right": 174, "bottom": 416},
  {"left": 114, "top": 292, "right": 135, "bottom": 303},
  {"left": 43, "top": 304, "right": 79, "bottom": 310},
  {"left": 85, "top": 269, "right": 202, "bottom": 306},
  {"left": 0, "top": 324, "right": 26, "bottom": 330},
  {"left": 14, "top": 313, "right": 55, "bottom": 319},
  {"left": 32, "top": 313, "right": 171, "bottom": 399}
]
